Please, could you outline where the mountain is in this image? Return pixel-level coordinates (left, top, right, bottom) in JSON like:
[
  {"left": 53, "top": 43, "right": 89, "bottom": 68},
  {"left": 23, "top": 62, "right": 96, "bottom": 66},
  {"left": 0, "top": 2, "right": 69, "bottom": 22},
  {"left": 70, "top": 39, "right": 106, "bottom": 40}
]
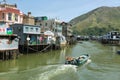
[{"left": 70, "top": 6, "right": 120, "bottom": 35}]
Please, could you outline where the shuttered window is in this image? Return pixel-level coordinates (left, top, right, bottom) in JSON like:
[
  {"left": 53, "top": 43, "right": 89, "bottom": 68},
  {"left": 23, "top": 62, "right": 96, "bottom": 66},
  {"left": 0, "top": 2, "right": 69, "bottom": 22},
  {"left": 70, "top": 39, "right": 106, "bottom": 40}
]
[{"left": 8, "top": 13, "right": 12, "bottom": 21}]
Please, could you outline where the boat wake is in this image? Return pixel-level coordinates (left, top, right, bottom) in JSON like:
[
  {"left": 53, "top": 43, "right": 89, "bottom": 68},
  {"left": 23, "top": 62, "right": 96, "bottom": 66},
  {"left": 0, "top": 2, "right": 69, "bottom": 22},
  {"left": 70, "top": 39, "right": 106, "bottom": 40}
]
[
  {"left": 29, "top": 64, "right": 78, "bottom": 80},
  {"left": 86, "top": 59, "right": 92, "bottom": 64},
  {"left": 80, "top": 59, "right": 92, "bottom": 67}
]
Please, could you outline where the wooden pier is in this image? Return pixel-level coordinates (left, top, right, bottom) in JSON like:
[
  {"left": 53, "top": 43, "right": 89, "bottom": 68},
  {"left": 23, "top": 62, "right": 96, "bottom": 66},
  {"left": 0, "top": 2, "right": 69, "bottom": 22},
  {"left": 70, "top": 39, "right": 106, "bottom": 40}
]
[
  {"left": 0, "top": 34, "right": 19, "bottom": 60},
  {"left": 99, "top": 31, "right": 120, "bottom": 45},
  {"left": 19, "top": 44, "right": 61, "bottom": 54},
  {"left": 0, "top": 50, "right": 18, "bottom": 60}
]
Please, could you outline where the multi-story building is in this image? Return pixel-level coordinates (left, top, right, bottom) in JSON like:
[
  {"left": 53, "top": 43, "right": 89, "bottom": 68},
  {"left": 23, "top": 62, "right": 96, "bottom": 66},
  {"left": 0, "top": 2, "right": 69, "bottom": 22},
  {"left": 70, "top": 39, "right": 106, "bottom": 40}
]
[
  {"left": 35, "top": 17, "right": 67, "bottom": 46},
  {"left": 35, "top": 16, "right": 48, "bottom": 32},
  {"left": 0, "top": 3, "right": 23, "bottom": 26},
  {"left": 35, "top": 17, "right": 62, "bottom": 34},
  {"left": 23, "top": 12, "right": 35, "bottom": 25},
  {"left": 0, "top": 3, "right": 23, "bottom": 60},
  {"left": 61, "top": 22, "right": 74, "bottom": 44},
  {"left": 62, "top": 22, "right": 73, "bottom": 38},
  {"left": 11, "top": 24, "right": 41, "bottom": 53}
]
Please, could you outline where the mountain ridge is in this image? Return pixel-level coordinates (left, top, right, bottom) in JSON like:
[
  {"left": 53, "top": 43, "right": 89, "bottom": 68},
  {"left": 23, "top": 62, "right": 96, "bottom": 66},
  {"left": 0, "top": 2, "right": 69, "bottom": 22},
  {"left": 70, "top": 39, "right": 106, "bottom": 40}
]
[{"left": 70, "top": 6, "right": 120, "bottom": 35}]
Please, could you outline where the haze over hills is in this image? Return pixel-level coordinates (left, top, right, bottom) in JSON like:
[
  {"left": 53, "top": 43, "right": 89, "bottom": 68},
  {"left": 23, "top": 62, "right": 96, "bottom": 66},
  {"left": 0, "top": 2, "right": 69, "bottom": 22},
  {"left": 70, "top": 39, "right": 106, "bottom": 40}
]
[{"left": 70, "top": 6, "right": 120, "bottom": 35}]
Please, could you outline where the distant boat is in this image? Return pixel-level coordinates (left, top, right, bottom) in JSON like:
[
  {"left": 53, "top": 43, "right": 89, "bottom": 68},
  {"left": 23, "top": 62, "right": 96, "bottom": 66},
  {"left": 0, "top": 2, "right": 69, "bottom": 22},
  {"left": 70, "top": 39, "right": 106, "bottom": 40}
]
[
  {"left": 65, "top": 54, "right": 90, "bottom": 66},
  {"left": 117, "top": 50, "right": 120, "bottom": 54},
  {"left": 78, "top": 41, "right": 83, "bottom": 43}
]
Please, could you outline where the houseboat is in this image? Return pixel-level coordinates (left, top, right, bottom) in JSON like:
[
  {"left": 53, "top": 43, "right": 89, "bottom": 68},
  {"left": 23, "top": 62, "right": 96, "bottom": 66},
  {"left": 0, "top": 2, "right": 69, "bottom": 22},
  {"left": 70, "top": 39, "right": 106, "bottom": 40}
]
[
  {"left": 11, "top": 24, "right": 55, "bottom": 53},
  {"left": 0, "top": 26, "right": 19, "bottom": 60},
  {"left": 99, "top": 31, "right": 120, "bottom": 45}
]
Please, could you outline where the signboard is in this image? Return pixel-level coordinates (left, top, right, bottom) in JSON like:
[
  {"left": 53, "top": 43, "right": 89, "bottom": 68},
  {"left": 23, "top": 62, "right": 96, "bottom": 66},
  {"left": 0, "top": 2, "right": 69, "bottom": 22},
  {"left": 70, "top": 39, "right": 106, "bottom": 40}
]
[
  {"left": 44, "top": 31, "right": 54, "bottom": 36},
  {"left": 0, "top": 28, "right": 13, "bottom": 35},
  {"left": 0, "top": 28, "right": 5, "bottom": 34},
  {"left": 0, "top": 39, "right": 18, "bottom": 50},
  {"left": 7, "top": 28, "right": 13, "bottom": 35}
]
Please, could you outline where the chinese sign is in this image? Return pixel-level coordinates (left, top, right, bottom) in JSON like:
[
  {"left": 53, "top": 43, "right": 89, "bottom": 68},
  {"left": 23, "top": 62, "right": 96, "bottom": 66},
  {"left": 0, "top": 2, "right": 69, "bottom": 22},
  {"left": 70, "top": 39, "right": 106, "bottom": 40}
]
[
  {"left": 0, "top": 28, "right": 13, "bottom": 35},
  {"left": 7, "top": 28, "right": 13, "bottom": 35}
]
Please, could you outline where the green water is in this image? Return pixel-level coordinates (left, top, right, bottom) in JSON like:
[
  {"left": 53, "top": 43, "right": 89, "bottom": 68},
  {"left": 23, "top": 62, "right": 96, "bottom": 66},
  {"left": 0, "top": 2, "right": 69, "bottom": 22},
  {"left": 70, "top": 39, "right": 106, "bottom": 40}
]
[{"left": 0, "top": 41, "right": 120, "bottom": 80}]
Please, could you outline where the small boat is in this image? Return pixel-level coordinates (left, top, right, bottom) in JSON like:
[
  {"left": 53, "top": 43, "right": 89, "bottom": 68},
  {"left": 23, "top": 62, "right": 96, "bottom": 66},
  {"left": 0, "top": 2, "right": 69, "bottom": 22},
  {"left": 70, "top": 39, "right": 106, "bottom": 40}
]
[{"left": 65, "top": 54, "right": 90, "bottom": 66}]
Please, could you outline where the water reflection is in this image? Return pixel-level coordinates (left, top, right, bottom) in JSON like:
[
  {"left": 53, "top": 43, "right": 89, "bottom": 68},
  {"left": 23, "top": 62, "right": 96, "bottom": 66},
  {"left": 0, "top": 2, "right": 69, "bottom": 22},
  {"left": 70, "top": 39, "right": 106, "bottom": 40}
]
[{"left": 59, "top": 48, "right": 66, "bottom": 63}]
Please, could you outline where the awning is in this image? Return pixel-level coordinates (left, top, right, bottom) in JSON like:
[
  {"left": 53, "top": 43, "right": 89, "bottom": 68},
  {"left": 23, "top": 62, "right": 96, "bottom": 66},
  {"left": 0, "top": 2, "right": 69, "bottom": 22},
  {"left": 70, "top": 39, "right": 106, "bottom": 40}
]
[{"left": 44, "top": 31, "right": 54, "bottom": 36}]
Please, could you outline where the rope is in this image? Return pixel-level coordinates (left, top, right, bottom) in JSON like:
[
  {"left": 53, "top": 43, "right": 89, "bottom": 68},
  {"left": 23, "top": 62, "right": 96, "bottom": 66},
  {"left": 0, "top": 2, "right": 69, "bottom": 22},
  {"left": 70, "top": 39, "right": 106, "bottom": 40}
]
[{"left": 27, "top": 44, "right": 52, "bottom": 53}]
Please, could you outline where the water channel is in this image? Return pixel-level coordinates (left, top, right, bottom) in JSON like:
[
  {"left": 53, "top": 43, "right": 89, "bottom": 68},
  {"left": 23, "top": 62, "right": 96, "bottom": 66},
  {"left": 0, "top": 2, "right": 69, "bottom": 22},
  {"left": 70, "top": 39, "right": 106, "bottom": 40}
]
[{"left": 0, "top": 41, "right": 120, "bottom": 80}]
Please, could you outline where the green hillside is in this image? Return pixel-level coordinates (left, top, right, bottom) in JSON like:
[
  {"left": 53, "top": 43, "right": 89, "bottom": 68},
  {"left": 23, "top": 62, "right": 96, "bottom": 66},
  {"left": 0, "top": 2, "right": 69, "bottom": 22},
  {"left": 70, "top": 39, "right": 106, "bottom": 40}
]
[{"left": 70, "top": 6, "right": 120, "bottom": 35}]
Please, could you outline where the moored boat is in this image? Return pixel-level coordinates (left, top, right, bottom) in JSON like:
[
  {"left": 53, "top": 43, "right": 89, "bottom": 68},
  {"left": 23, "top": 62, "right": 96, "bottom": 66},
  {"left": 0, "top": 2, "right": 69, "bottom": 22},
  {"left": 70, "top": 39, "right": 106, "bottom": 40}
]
[{"left": 65, "top": 54, "right": 90, "bottom": 66}]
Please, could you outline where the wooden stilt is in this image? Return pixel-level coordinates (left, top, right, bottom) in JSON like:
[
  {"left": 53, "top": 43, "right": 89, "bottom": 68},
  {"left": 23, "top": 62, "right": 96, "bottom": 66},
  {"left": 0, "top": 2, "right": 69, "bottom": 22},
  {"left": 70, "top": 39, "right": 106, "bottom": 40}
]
[
  {"left": 3, "top": 51, "right": 4, "bottom": 60},
  {"left": 6, "top": 51, "right": 8, "bottom": 60},
  {"left": 8, "top": 51, "right": 10, "bottom": 59}
]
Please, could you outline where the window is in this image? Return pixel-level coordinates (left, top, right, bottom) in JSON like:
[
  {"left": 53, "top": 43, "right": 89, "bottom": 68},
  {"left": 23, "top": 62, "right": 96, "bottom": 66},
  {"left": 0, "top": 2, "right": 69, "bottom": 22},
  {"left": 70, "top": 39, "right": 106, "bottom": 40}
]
[
  {"left": 45, "top": 23, "right": 47, "bottom": 26},
  {"left": 36, "top": 28, "right": 38, "bottom": 32},
  {"left": 40, "top": 23, "right": 42, "bottom": 26},
  {"left": 2, "top": 13, "right": 5, "bottom": 19},
  {"left": 15, "top": 14, "right": 18, "bottom": 21},
  {"left": 55, "top": 29, "right": 57, "bottom": 32},
  {"left": 30, "top": 27, "right": 33, "bottom": 32},
  {"left": 25, "top": 27, "right": 28, "bottom": 32},
  {"left": 8, "top": 13, "right": 12, "bottom": 21}
]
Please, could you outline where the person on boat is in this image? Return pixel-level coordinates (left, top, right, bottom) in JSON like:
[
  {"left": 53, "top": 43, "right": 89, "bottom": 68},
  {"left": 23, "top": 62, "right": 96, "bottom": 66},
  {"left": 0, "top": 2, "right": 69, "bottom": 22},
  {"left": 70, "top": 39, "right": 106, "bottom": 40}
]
[
  {"left": 72, "top": 58, "right": 78, "bottom": 65},
  {"left": 65, "top": 56, "right": 74, "bottom": 64},
  {"left": 69, "top": 57, "right": 75, "bottom": 65},
  {"left": 77, "top": 56, "right": 83, "bottom": 61},
  {"left": 66, "top": 57, "right": 77, "bottom": 65},
  {"left": 75, "top": 58, "right": 80, "bottom": 63},
  {"left": 78, "top": 56, "right": 82, "bottom": 60}
]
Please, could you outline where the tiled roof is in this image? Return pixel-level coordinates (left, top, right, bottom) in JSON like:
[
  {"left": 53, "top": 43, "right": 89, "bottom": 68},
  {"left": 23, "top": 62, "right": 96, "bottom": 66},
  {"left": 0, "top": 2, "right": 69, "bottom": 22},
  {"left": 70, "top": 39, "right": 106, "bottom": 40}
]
[{"left": 0, "top": 7, "right": 21, "bottom": 14}]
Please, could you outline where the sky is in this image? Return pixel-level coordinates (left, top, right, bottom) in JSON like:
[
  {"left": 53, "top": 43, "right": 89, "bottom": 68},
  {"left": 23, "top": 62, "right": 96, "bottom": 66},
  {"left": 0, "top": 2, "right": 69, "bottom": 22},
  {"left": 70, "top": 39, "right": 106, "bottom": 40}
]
[{"left": 2, "top": 0, "right": 120, "bottom": 22}]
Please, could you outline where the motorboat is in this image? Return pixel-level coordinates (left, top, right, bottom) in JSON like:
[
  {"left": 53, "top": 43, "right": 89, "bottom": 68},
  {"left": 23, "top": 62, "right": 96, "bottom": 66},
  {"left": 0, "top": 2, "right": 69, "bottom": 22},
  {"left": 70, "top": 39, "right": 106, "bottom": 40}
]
[{"left": 65, "top": 54, "right": 90, "bottom": 66}]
